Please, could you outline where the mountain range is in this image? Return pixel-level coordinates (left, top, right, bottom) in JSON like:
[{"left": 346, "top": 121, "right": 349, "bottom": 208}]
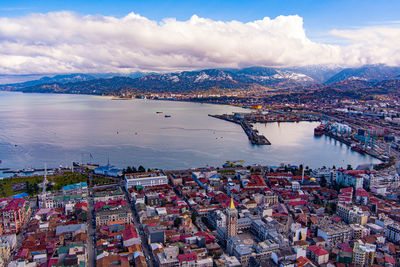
[{"left": 1, "top": 65, "right": 399, "bottom": 96}]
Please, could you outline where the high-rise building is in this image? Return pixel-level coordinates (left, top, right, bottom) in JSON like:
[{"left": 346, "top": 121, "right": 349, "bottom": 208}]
[{"left": 226, "top": 198, "right": 238, "bottom": 238}]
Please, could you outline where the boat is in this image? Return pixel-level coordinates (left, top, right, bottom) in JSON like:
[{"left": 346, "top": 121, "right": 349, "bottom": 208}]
[
  {"left": 156, "top": 111, "right": 163, "bottom": 114},
  {"left": 314, "top": 124, "right": 326, "bottom": 136},
  {"left": 22, "top": 168, "right": 35, "bottom": 174},
  {"left": 165, "top": 115, "right": 171, "bottom": 118},
  {"left": 351, "top": 144, "right": 366, "bottom": 154}
]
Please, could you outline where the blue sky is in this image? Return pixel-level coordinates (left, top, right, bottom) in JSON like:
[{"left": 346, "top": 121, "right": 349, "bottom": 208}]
[
  {"left": 1, "top": 0, "right": 399, "bottom": 40},
  {"left": 0, "top": 0, "right": 399, "bottom": 74}
]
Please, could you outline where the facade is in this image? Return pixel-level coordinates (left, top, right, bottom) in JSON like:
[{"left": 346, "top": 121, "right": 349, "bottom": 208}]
[
  {"left": 307, "top": 245, "right": 329, "bottom": 265},
  {"left": 290, "top": 223, "right": 307, "bottom": 242},
  {"left": 336, "top": 170, "right": 369, "bottom": 189},
  {"left": 38, "top": 193, "right": 86, "bottom": 209},
  {"left": 251, "top": 219, "right": 270, "bottom": 241},
  {"left": 95, "top": 206, "right": 132, "bottom": 226},
  {"left": 386, "top": 223, "right": 400, "bottom": 243},
  {"left": 311, "top": 168, "right": 337, "bottom": 184},
  {"left": 352, "top": 241, "right": 376, "bottom": 266},
  {"left": 264, "top": 191, "right": 279, "bottom": 206},
  {"left": 0, "top": 198, "right": 31, "bottom": 234},
  {"left": 226, "top": 236, "right": 252, "bottom": 266},
  {"left": 0, "top": 239, "right": 11, "bottom": 265},
  {"left": 225, "top": 198, "right": 238, "bottom": 238},
  {"left": 336, "top": 204, "right": 369, "bottom": 226},
  {"left": 125, "top": 172, "right": 168, "bottom": 189},
  {"left": 157, "top": 246, "right": 179, "bottom": 267},
  {"left": 207, "top": 210, "right": 226, "bottom": 229},
  {"left": 317, "top": 223, "right": 352, "bottom": 248},
  {"left": 350, "top": 224, "right": 370, "bottom": 240},
  {"left": 93, "top": 187, "right": 124, "bottom": 203}
]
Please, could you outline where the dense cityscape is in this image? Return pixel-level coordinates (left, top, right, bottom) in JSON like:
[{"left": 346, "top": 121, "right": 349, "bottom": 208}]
[
  {"left": 1, "top": 93, "right": 400, "bottom": 266},
  {"left": 2, "top": 0, "right": 400, "bottom": 266}
]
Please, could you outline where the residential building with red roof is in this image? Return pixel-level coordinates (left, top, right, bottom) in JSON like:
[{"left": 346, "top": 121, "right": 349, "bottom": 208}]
[
  {"left": 307, "top": 245, "right": 329, "bottom": 265},
  {"left": 0, "top": 198, "right": 31, "bottom": 234}
]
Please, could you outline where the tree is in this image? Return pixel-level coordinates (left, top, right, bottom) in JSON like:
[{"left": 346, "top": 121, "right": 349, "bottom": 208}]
[
  {"left": 126, "top": 166, "right": 133, "bottom": 173},
  {"left": 174, "top": 217, "right": 182, "bottom": 228},
  {"left": 347, "top": 164, "right": 353, "bottom": 170},
  {"left": 191, "top": 211, "right": 197, "bottom": 223},
  {"left": 138, "top": 165, "right": 146, "bottom": 173},
  {"left": 320, "top": 176, "right": 327, "bottom": 188}
]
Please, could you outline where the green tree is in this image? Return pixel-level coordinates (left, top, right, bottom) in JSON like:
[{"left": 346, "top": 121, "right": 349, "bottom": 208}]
[
  {"left": 174, "top": 217, "right": 182, "bottom": 228},
  {"left": 347, "top": 164, "right": 353, "bottom": 170},
  {"left": 320, "top": 176, "right": 327, "bottom": 187},
  {"left": 138, "top": 165, "right": 146, "bottom": 172}
]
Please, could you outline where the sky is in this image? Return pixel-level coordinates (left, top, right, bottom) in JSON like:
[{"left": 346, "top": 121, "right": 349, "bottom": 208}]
[{"left": 0, "top": 0, "right": 400, "bottom": 75}]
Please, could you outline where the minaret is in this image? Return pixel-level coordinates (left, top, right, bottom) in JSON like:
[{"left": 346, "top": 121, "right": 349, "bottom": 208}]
[{"left": 226, "top": 197, "right": 238, "bottom": 238}]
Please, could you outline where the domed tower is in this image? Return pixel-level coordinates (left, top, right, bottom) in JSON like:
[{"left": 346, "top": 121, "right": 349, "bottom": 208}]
[{"left": 226, "top": 197, "right": 238, "bottom": 238}]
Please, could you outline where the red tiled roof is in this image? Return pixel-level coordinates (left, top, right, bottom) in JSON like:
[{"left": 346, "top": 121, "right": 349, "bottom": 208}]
[
  {"left": 385, "top": 255, "right": 396, "bottom": 264},
  {"left": 123, "top": 224, "right": 138, "bottom": 240},
  {"left": 340, "top": 187, "right": 353, "bottom": 193},
  {"left": 331, "top": 216, "right": 343, "bottom": 223},
  {"left": 0, "top": 198, "right": 26, "bottom": 212},
  {"left": 356, "top": 188, "right": 369, "bottom": 197},
  {"left": 177, "top": 252, "right": 197, "bottom": 263},
  {"left": 287, "top": 200, "right": 308, "bottom": 206},
  {"left": 308, "top": 245, "right": 329, "bottom": 256}
]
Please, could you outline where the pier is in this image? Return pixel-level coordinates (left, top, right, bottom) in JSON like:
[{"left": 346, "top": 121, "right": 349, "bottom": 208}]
[{"left": 209, "top": 114, "right": 271, "bottom": 145}]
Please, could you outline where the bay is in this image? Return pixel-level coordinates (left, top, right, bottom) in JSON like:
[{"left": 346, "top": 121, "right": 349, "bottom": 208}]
[{"left": 0, "top": 92, "right": 379, "bottom": 175}]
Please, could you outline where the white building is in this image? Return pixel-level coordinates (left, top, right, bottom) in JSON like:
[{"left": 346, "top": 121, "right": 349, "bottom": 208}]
[
  {"left": 124, "top": 172, "right": 168, "bottom": 189},
  {"left": 207, "top": 210, "right": 226, "bottom": 229},
  {"left": 386, "top": 223, "right": 400, "bottom": 243}
]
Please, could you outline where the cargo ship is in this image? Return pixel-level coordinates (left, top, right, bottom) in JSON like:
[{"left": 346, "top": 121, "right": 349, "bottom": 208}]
[
  {"left": 314, "top": 124, "right": 326, "bottom": 136},
  {"left": 351, "top": 144, "right": 366, "bottom": 154}
]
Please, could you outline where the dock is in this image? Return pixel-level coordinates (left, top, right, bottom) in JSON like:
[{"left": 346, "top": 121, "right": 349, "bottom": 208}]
[{"left": 209, "top": 114, "right": 271, "bottom": 145}]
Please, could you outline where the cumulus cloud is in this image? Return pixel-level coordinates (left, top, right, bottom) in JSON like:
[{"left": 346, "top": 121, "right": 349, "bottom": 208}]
[{"left": 0, "top": 11, "right": 399, "bottom": 74}]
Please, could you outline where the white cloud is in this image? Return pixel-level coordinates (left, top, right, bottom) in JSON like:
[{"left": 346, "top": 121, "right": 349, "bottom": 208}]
[{"left": 0, "top": 11, "right": 399, "bottom": 74}]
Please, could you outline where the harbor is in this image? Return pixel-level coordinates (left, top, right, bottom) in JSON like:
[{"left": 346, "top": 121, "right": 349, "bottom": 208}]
[
  {"left": 209, "top": 114, "right": 271, "bottom": 145},
  {"left": 209, "top": 110, "right": 320, "bottom": 145},
  {"left": 313, "top": 122, "right": 391, "bottom": 163}
]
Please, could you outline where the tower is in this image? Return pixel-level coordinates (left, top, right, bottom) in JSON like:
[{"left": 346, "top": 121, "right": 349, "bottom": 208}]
[{"left": 226, "top": 197, "right": 238, "bottom": 238}]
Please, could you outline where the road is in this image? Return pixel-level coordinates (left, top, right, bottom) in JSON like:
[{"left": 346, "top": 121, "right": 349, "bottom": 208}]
[
  {"left": 87, "top": 193, "right": 96, "bottom": 267},
  {"left": 122, "top": 186, "right": 156, "bottom": 267},
  {"left": 8, "top": 206, "right": 36, "bottom": 265}
]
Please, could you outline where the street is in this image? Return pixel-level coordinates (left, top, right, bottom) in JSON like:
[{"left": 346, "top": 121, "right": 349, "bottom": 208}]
[
  {"left": 87, "top": 193, "right": 96, "bottom": 267},
  {"left": 123, "top": 186, "right": 156, "bottom": 267}
]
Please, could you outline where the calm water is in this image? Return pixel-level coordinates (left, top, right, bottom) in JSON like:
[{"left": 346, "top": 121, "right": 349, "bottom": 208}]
[{"left": 0, "top": 92, "right": 379, "bottom": 175}]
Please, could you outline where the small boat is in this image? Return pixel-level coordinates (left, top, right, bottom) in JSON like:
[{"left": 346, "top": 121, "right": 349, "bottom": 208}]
[
  {"left": 314, "top": 124, "right": 326, "bottom": 136},
  {"left": 165, "top": 115, "right": 171, "bottom": 118},
  {"left": 22, "top": 168, "right": 35, "bottom": 174},
  {"left": 156, "top": 111, "right": 163, "bottom": 114}
]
